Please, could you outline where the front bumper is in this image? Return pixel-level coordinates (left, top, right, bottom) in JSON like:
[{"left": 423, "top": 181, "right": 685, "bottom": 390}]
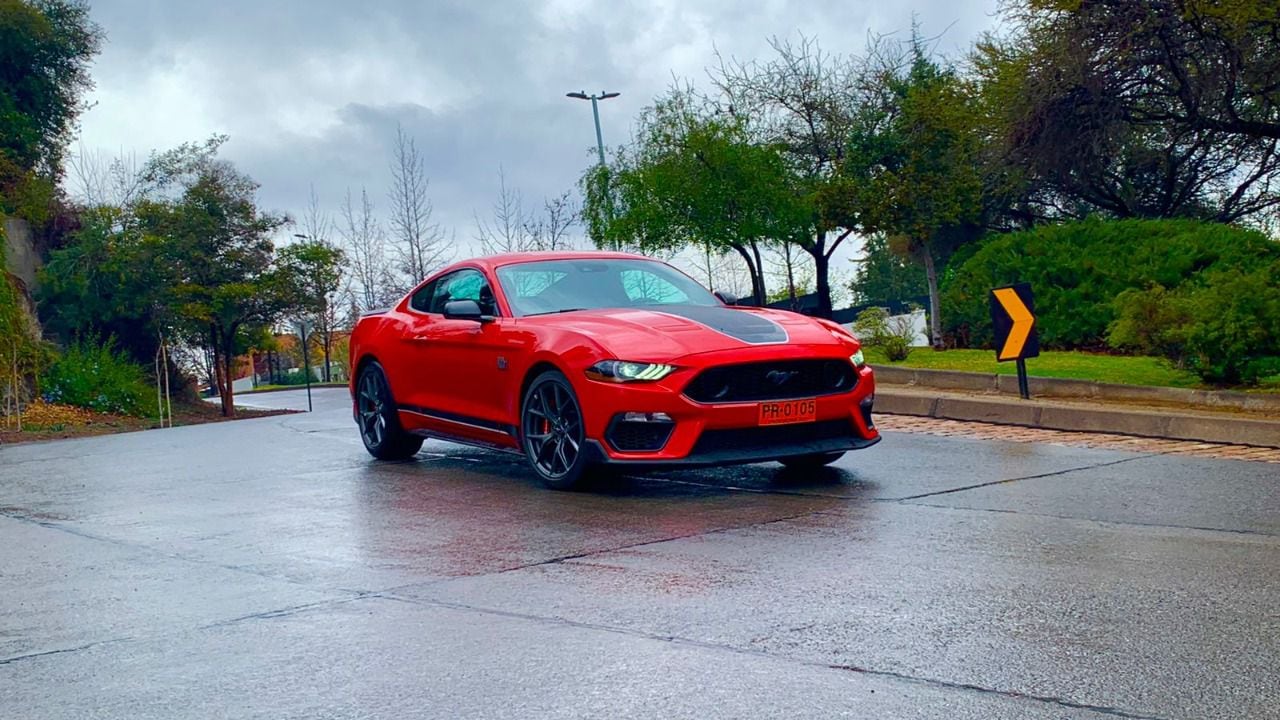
[
  {"left": 582, "top": 427, "right": 880, "bottom": 469},
  {"left": 574, "top": 354, "right": 879, "bottom": 466}
]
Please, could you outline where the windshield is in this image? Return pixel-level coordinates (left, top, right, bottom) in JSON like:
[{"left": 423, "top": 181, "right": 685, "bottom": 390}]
[{"left": 496, "top": 258, "right": 721, "bottom": 317}]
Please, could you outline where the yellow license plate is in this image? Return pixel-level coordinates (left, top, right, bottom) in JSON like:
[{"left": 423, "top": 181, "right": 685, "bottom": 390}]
[{"left": 758, "top": 398, "right": 817, "bottom": 426}]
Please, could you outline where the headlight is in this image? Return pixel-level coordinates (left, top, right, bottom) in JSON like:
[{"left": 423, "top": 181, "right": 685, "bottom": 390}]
[
  {"left": 850, "top": 349, "right": 866, "bottom": 368},
  {"left": 586, "top": 360, "right": 677, "bottom": 383}
]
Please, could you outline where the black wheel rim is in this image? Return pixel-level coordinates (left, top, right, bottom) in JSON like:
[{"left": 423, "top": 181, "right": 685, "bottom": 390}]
[
  {"left": 523, "top": 380, "right": 583, "bottom": 479},
  {"left": 358, "top": 371, "right": 388, "bottom": 448}
]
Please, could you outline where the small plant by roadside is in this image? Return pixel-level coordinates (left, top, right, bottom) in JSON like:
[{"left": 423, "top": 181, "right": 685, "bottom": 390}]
[
  {"left": 42, "top": 337, "right": 157, "bottom": 417},
  {"left": 853, "top": 307, "right": 915, "bottom": 362}
]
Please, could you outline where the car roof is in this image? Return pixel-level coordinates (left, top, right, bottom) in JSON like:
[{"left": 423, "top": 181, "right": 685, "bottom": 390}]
[{"left": 465, "top": 250, "right": 659, "bottom": 272}]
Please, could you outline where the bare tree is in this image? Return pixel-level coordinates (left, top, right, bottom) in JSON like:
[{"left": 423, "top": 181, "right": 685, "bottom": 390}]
[
  {"left": 687, "top": 244, "right": 752, "bottom": 300},
  {"left": 712, "top": 35, "right": 865, "bottom": 317},
  {"left": 524, "top": 191, "right": 579, "bottom": 251},
  {"left": 476, "top": 166, "right": 537, "bottom": 254},
  {"left": 67, "top": 144, "right": 144, "bottom": 209},
  {"left": 297, "top": 186, "right": 345, "bottom": 381},
  {"left": 300, "top": 184, "right": 334, "bottom": 245},
  {"left": 766, "top": 243, "right": 812, "bottom": 310},
  {"left": 339, "top": 187, "right": 396, "bottom": 311},
  {"left": 388, "top": 125, "right": 452, "bottom": 288}
]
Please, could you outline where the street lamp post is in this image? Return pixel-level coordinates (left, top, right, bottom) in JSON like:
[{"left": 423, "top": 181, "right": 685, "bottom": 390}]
[{"left": 566, "top": 91, "right": 619, "bottom": 166}]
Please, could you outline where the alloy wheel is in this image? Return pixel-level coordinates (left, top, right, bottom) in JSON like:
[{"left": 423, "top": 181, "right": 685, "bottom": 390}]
[
  {"left": 523, "top": 379, "right": 583, "bottom": 479},
  {"left": 358, "top": 370, "right": 388, "bottom": 448}
]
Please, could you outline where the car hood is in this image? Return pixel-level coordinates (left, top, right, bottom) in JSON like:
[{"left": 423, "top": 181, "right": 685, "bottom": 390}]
[{"left": 525, "top": 305, "right": 849, "bottom": 359}]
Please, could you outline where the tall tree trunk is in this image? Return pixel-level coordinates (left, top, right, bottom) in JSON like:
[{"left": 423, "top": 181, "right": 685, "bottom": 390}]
[
  {"left": 220, "top": 345, "right": 236, "bottom": 417},
  {"left": 785, "top": 247, "right": 797, "bottom": 307},
  {"left": 730, "top": 243, "right": 765, "bottom": 306},
  {"left": 210, "top": 329, "right": 229, "bottom": 416},
  {"left": 749, "top": 242, "right": 765, "bottom": 304},
  {"left": 322, "top": 333, "right": 332, "bottom": 383},
  {"left": 920, "top": 245, "right": 943, "bottom": 349},
  {"left": 813, "top": 251, "right": 833, "bottom": 319},
  {"left": 206, "top": 344, "right": 218, "bottom": 393}
]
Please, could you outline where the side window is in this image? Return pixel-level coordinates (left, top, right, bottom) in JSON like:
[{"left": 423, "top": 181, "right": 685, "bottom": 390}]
[
  {"left": 429, "top": 269, "right": 497, "bottom": 315},
  {"left": 409, "top": 279, "right": 438, "bottom": 312}
]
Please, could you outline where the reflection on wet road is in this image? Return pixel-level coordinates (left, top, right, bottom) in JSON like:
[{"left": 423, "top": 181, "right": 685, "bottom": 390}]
[{"left": 2, "top": 388, "right": 1277, "bottom": 719}]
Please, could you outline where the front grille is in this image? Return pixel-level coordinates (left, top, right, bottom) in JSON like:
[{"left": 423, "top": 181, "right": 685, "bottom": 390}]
[
  {"left": 607, "top": 418, "right": 675, "bottom": 452},
  {"left": 691, "top": 419, "right": 852, "bottom": 457},
  {"left": 683, "top": 359, "right": 856, "bottom": 403}
]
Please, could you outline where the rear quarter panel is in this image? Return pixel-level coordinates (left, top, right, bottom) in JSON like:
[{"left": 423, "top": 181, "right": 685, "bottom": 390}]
[{"left": 349, "top": 311, "right": 404, "bottom": 401}]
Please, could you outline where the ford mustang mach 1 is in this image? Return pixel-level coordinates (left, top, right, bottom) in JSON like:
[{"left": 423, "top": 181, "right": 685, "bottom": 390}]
[{"left": 348, "top": 252, "right": 879, "bottom": 488}]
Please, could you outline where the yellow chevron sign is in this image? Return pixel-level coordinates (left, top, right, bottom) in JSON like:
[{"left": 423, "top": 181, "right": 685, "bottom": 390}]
[{"left": 989, "top": 284, "right": 1039, "bottom": 362}]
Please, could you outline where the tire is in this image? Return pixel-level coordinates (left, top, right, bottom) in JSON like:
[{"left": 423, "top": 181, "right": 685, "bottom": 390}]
[
  {"left": 355, "top": 362, "right": 424, "bottom": 461},
  {"left": 779, "top": 451, "right": 845, "bottom": 470},
  {"left": 521, "top": 370, "right": 590, "bottom": 490}
]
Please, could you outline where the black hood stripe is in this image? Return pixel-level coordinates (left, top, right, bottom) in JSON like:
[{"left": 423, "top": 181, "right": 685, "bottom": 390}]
[{"left": 653, "top": 305, "right": 789, "bottom": 345}]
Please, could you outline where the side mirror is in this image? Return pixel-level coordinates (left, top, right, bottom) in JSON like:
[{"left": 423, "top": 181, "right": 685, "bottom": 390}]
[
  {"left": 443, "top": 299, "right": 493, "bottom": 323},
  {"left": 714, "top": 290, "right": 740, "bottom": 306}
]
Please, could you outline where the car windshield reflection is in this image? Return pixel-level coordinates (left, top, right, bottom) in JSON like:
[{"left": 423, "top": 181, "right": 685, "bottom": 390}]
[{"left": 496, "top": 258, "right": 721, "bottom": 317}]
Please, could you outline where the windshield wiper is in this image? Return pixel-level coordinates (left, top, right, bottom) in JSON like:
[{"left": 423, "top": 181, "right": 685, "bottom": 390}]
[{"left": 526, "top": 307, "right": 588, "bottom": 316}]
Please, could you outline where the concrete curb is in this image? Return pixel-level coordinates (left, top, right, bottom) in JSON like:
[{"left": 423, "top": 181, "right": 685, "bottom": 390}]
[
  {"left": 876, "top": 388, "right": 1280, "bottom": 449},
  {"left": 871, "top": 365, "right": 1280, "bottom": 414}
]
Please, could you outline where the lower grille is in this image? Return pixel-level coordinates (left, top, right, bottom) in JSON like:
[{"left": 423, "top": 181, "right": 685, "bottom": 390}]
[
  {"left": 607, "top": 418, "right": 675, "bottom": 452},
  {"left": 683, "top": 359, "right": 856, "bottom": 403},
  {"left": 691, "top": 419, "right": 852, "bottom": 457}
]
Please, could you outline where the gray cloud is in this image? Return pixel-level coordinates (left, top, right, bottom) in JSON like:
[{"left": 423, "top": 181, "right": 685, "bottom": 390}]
[{"left": 76, "top": 0, "right": 1001, "bottom": 254}]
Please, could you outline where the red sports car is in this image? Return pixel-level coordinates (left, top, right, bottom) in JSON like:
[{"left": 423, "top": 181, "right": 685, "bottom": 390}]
[{"left": 349, "top": 251, "right": 879, "bottom": 488}]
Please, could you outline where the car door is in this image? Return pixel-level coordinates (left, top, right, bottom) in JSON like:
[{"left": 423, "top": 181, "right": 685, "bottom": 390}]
[{"left": 401, "top": 268, "right": 513, "bottom": 440}]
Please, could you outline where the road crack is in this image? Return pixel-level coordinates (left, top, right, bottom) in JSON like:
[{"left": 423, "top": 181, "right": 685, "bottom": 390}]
[{"left": 883, "top": 455, "right": 1152, "bottom": 502}]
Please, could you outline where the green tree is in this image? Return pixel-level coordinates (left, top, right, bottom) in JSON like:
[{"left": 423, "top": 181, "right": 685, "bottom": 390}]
[
  {"left": 976, "top": 0, "right": 1280, "bottom": 223},
  {"left": 39, "top": 206, "right": 166, "bottom": 365},
  {"left": 138, "top": 137, "right": 295, "bottom": 417},
  {"left": 713, "top": 36, "right": 864, "bottom": 318},
  {"left": 277, "top": 238, "right": 345, "bottom": 381},
  {"left": 582, "top": 89, "right": 806, "bottom": 305},
  {"left": 0, "top": 0, "right": 102, "bottom": 206},
  {"left": 844, "top": 44, "right": 988, "bottom": 348},
  {"left": 849, "top": 234, "right": 927, "bottom": 307}
]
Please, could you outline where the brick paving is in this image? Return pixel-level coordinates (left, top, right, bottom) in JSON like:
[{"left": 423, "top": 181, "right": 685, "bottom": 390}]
[{"left": 877, "top": 414, "right": 1280, "bottom": 464}]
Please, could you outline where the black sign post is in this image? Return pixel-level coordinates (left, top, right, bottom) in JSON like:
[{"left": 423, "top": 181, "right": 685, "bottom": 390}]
[
  {"left": 989, "top": 283, "right": 1039, "bottom": 400},
  {"left": 298, "top": 320, "right": 313, "bottom": 413}
]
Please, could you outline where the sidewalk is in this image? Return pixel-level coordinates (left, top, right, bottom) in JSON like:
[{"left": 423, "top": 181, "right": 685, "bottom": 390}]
[{"left": 876, "top": 382, "right": 1280, "bottom": 449}]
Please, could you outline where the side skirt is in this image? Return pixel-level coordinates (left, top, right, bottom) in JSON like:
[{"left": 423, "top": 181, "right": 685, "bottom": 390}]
[{"left": 397, "top": 404, "right": 522, "bottom": 456}]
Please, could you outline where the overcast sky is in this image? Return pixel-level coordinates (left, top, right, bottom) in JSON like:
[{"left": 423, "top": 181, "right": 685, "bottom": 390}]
[{"left": 74, "top": 0, "right": 1001, "bottom": 277}]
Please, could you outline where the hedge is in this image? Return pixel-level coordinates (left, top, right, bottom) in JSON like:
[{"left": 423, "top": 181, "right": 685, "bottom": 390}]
[{"left": 941, "top": 218, "right": 1280, "bottom": 350}]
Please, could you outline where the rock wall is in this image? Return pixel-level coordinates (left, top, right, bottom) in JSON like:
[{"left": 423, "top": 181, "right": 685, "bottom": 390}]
[{"left": 2, "top": 217, "right": 40, "bottom": 335}]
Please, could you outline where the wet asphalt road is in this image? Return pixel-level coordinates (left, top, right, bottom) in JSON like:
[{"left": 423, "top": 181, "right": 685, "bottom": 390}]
[{"left": 1, "top": 388, "right": 1277, "bottom": 719}]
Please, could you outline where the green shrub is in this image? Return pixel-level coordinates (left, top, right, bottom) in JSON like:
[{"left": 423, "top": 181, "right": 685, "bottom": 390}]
[
  {"left": 274, "top": 370, "right": 313, "bottom": 386},
  {"left": 852, "top": 307, "right": 914, "bottom": 362},
  {"left": 43, "top": 337, "right": 157, "bottom": 416},
  {"left": 942, "top": 218, "right": 1280, "bottom": 349},
  {"left": 1107, "top": 267, "right": 1280, "bottom": 385}
]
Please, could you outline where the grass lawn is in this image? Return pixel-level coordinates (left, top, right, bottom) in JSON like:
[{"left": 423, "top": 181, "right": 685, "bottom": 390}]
[{"left": 865, "top": 347, "right": 1237, "bottom": 390}]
